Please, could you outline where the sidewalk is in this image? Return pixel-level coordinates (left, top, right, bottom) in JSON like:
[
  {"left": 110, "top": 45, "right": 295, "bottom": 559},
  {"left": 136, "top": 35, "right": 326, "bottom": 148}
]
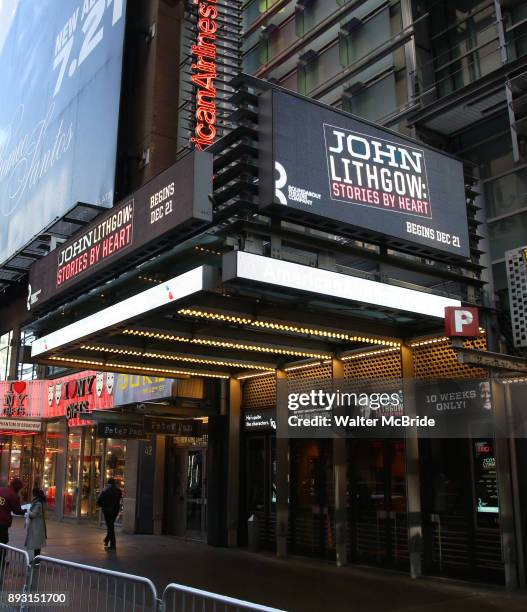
[{"left": 7, "top": 518, "right": 527, "bottom": 612}]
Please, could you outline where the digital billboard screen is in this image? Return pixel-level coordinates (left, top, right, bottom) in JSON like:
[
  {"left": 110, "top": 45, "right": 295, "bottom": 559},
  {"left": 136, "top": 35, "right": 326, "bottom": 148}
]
[
  {"left": 0, "top": 0, "right": 127, "bottom": 264},
  {"left": 259, "top": 89, "right": 470, "bottom": 258}
]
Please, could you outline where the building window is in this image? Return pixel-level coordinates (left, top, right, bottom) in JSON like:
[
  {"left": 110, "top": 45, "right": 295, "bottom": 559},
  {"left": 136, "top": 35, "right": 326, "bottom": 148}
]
[
  {"left": 0, "top": 331, "right": 12, "bottom": 381},
  {"left": 342, "top": 72, "right": 398, "bottom": 122},
  {"left": 430, "top": 2, "right": 500, "bottom": 97},
  {"left": 484, "top": 166, "right": 527, "bottom": 220},
  {"left": 488, "top": 212, "right": 527, "bottom": 261},
  {"left": 339, "top": 7, "right": 391, "bottom": 68},
  {"left": 17, "top": 330, "right": 38, "bottom": 381}
]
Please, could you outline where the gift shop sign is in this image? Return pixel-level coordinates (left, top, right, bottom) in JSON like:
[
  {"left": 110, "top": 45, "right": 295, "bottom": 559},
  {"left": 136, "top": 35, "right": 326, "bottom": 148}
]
[
  {"left": 46, "top": 370, "right": 115, "bottom": 421},
  {"left": 0, "top": 381, "right": 46, "bottom": 418},
  {"left": 2, "top": 381, "right": 29, "bottom": 417},
  {"left": 28, "top": 151, "right": 212, "bottom": 310}
]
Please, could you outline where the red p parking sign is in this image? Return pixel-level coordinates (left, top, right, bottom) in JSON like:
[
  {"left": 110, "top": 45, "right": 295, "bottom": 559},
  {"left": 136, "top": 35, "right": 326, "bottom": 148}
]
[{"left": 444, "top": 306, "right": 480, "bottom": 338}]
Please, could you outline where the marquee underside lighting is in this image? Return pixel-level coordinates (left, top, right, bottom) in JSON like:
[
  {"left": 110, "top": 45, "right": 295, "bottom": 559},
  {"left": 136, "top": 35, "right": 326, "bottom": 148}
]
[
  {"left": 79, "top": 344, "right": 274, "bottom": 371},
  {"left": 236, "top": 370, "right": 276, "bottom": 381},
  {"left": 177, "top": 308, "right": 400, "bottom": 346},
  {"left": 341, "top": 347, "right": 401, "bottom": 360},
  {"left": 47, "top": 356, "right": 229, "bottom": 380},
  {"left": 121, "top": 328, "right": 331, "bottom": 359}
]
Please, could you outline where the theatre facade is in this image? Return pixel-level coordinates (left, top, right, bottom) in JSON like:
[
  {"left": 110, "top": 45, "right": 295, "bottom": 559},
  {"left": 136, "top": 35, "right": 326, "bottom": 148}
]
[{"left": 16, "top": 78, "right": 524, "bottom": 587}]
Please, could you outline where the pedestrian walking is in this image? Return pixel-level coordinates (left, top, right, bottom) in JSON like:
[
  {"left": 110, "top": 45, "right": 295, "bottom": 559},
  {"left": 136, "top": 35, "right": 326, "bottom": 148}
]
[
  {"left": 24, "top": 487, "right": 47, "bottom": 560},
  {"left": 96, "top": 478, "right": 122, "bottom": 550},
  {"left": 0, "top": 478, "right": 26, "bottom": 575}
]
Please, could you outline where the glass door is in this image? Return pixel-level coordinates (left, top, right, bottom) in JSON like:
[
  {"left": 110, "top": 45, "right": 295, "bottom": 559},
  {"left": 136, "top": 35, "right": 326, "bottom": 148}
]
[
  {"left": 246, "top": 435, "right": 276, "bottom": 550},
  {"left": 290, "top": 439, "right": 335, "bottom": 558},
  {"left": 80, "top": 429, "right": 104, "bottom": 520},
  {"left": 104, "top": 438, "right": 126, "bottom": 523},
  {"left": 163, "top": 443, "right": 207, "bottom": 540},
  {"left": 348, "top": 439, "right": 408, "bottom": 568},
  {"left": 185, "top": 450, "right": 206, "bottom": 539},
  {"left": 64, "top": 429, "right": 82, "bottom": 517}
]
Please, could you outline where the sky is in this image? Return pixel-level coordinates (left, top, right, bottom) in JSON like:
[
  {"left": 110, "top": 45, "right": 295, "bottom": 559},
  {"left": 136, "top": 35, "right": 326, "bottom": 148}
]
[{"left": 0, "top": 0, "right": 18, "bottom": 56}]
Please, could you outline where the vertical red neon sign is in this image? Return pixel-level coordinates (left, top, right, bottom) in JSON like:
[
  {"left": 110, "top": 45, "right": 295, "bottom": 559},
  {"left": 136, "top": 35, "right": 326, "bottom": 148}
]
[{"left": 190, "top": 0, "right": 218, "bottom": 150}]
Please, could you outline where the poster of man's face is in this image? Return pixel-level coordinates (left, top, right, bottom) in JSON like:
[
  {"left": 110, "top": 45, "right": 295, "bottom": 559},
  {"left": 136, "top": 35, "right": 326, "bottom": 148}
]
[{"left": 479, "top": 381, "right": 492, "bottom": 411}]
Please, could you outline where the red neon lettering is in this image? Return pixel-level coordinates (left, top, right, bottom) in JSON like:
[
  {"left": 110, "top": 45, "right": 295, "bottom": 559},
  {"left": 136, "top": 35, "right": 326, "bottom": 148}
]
[{"left": 191, "top": 0, "right": 218, "bottom": 149}]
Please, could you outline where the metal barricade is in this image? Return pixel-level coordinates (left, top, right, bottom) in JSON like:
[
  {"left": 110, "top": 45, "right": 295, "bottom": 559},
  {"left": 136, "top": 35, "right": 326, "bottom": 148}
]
[
  {"left": 0, "top": 543, "right": 31, "bottom": 609},
  {"left": 28, "top": 555, "right": 158, "bottom": 612},
  {"left": 161, "top": 583, "right": 285, "bottom": 612},
  {"left": 0, "top": 546, "right": 287, "bottom": 612}
]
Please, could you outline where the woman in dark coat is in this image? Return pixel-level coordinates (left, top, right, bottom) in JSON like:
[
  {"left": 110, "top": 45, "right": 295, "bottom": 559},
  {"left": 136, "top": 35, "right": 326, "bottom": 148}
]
[{"left": 25, "top": 488, "right": 47, "bottom": 558}]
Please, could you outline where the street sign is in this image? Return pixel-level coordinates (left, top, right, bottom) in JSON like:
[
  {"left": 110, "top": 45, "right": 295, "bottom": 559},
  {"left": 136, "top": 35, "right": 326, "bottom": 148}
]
[
  {"left": 144, "top": 417, "right": 202, "bottom": 436},
  {"left": 456, "top": 349, "right": 527, "bottom": 373}
]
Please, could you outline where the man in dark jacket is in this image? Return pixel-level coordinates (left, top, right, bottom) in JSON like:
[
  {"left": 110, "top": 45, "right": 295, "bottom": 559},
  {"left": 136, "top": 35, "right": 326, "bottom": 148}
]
[
  {"left": 0, "top": 478, "right": 25, "bottom": 543},
  {"left": 96, "top": 478, "right": 122, "bottom": 549},
  {"left": 0, "top": 478, "right": 25, "bottom": 575}
]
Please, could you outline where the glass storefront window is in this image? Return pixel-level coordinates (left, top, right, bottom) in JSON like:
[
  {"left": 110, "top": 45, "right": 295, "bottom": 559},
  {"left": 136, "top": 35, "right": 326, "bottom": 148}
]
[
  {"left": 64, "top": 429, "right": 81, "bottom": 516},
  {"left": 0, "top": 438, "right": 10, "bottom": 486},
  {"left": 81, "top": 432, "right": 104, "bottom": 520},
  {"left": 43, "top": 422, "right": 64, "bottom": 511},
  {"left": 8, "top": 436, "right": 35, "bottom": 504},
  {"left": 31, "top": 433, "right": 44, "bottom": 492},
  {"left": 105, "top": 438, "right": 126, "bottom": 522}
]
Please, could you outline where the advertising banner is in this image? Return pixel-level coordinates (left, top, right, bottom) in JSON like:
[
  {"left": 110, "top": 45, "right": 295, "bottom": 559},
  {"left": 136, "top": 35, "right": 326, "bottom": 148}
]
[
  {"left": 114, "top": 375, "right": 176, "bottom": 405},
  {"left": 0, "top": 0, "right": 128, "bottom": 265},
  {"left": 0, "top": 380, "right": 46, "bottom": 418},
  {"left": 473, "top": 439, "right": 499, "bottom": 515},
  {"left": 28, "top": 151, "right": 212, "bottom": 311},
  {"left": 259, "top": 89, "right": 470, "bottom": 258}
]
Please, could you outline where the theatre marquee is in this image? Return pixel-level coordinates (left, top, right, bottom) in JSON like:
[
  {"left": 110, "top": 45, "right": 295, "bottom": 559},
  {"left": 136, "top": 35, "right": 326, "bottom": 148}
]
[{"left": 28, "top": 151, "right": 212, "bottom": 311}]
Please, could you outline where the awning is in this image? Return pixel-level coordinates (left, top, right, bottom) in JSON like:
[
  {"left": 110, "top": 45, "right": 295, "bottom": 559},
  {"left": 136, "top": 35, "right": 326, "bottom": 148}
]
[{"left": 30, "top": 252, "right": 460, "bottom": 379}]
